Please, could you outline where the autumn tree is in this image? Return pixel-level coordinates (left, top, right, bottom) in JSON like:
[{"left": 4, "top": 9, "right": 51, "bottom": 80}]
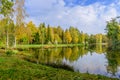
[
  {"left": 64, "top": 29, "right": 72, "bottom": 44},
  {"left": 53, "top": 27, "right": 62, "bottom": 44},
  {"left": 57, "top": 26, "right": 63, "bottom": 38},
  {"left": 84, "top": 33, "right": 89, "bottom": 45},
  {"left": 61, "top": 30, "right": 65, "bottom": 44},
  {"left": 102, "top": 35, "right": 108, "bottom": 43},
  {"left": 88, "top": 34, "right": 96, "bottom": 44},
  {"left": 15, "top": 0, "right": 26, "bottom": 26},
  {"left": 0, "top": 0, "right": 14, "bottom": 48},
  {"left": 38, "top": 23, "right": 46, "bottom": 44},
  {"left": 47, "top": 25, "right": 54, "bottom": 44},
  {"left": 26, "top": 21, "right": 37, "bottom": 44},
  {"left": 32, "top": 32, "right": 40, "bottom": 44},
  {"left": 96, "top": 34, "right": 102, "bottom": 43},
  {"left": 0, "top": 19, "right": 6, "bottom": 45},
  {"left": 15, "top": 24, "right": 28, "bottom": 44},
  {"left": 8, "top": 20, "right": 15, "bottom": 46},
  {"left": 79, "top": 31, "right": 85, "bottom": 44},
  {"left": 106, "top": 17, "right": 120, "bottom": 49},
  {"left": 14, "top": 0, "right": 27, "bottom": 46},
  {"left": 69, "top": 27, "right": 79, "bottom": 44}
]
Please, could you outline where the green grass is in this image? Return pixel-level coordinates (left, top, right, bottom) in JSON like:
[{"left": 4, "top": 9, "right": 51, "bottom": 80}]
[
  {"left": 0, "top": 55, "right": 118, "bottom": 80},
  {"left": 16, "top": 44, "right": 84, "bottom": 48}
]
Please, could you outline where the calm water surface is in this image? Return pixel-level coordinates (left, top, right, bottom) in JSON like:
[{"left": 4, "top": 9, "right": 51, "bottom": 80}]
[{"left": 24, "top": 45, "right": 120, "bottom": 78}]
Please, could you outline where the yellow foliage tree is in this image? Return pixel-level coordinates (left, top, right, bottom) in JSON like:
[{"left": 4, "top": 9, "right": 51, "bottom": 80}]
[
  {"left": 65, "top": 29, "right": 72, "bottom": 44},
  {"left": 15, "top": 24, "right": 28, "bottom": 44},
  {"left": 26, "top": 21, "right": 37, "bottom": 44}
]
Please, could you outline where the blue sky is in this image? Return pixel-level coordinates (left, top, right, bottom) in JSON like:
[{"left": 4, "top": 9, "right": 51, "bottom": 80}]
[
  {"left": 64, "top": 0, "right": 116, "bottom": 6},
  {"left": 25, "top": 0, "right": 120, "bottom": 34}
]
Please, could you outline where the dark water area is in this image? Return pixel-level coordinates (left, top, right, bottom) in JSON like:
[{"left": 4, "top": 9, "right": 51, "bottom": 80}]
[{"left": 23, "top": 44, "right": 120, "bottom": 79}]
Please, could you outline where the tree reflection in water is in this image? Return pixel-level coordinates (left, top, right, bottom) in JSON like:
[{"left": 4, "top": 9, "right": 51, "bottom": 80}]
[
  {"left": 106, "top": 50, "right": 120, "bottom": 77},
  {"left": 24, "top": 44, "right": 120, "bottom": 78}
]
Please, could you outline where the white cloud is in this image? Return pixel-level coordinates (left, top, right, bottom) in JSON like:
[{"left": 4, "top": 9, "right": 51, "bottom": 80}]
[{"left": 25, "top": 0, "right": 120, "bottom": 34}]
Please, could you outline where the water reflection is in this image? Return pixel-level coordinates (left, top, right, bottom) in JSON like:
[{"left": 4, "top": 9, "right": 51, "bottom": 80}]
[
  {"left": 106, "top": 51, "right": 120, "bottom": 78},
  {"left": 25, "top": 45, "right": 120, "bottom": 78},
  {"left": 63, "top": 52, "right": 108, "bottom": 74}
]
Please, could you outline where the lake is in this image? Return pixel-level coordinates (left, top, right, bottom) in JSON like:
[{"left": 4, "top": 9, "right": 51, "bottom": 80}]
[{"left": 23, "top": 44, "right": 120, "bottom": 78}]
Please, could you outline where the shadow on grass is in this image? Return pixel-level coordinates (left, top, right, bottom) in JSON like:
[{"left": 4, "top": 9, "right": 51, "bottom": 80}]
[{"left": 24, "top": 57, "right": 74, "bottom": 72}]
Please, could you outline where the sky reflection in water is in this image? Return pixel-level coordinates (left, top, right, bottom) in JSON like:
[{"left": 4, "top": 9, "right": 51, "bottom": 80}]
[{"left": 62, "top": 51, "right": 120, "bottom": 78}]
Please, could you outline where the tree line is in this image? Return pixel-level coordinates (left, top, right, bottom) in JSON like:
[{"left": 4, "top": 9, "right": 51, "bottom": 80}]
[{"left": 0, "top": 20, "right": 108, "bottom": 45}]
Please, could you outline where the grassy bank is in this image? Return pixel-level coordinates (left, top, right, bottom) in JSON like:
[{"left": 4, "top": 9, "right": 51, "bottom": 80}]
[
  {"left": 16, "top": 44, "right": 84, "bottom": 48},
  {"left": 0, "top": 54, "right": 118, "bottom": 80}
]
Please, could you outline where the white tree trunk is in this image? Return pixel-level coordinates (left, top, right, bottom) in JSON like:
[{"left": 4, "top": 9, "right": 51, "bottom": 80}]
[
  {"left": 14, "top": 36, "right": 16, "bottom": 47},
  {"left": 6, "top": 31, "right": 9, "bottom": 48}
]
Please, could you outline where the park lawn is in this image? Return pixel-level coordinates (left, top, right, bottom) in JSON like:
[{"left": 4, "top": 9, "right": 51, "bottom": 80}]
[
  {"left": 0, "top": 54, "right": 118, "bottom": 80},
  {"left": 16, "top": 44, "right": 84, "bottom": 48}
]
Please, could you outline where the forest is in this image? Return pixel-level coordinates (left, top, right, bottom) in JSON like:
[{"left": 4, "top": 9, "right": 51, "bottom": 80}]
[
  {"left": 0, "top": 0, "right": 119, "bottom": 50},
  {"left": 0, "top": 0, "right": 109, "bottom": 48}
]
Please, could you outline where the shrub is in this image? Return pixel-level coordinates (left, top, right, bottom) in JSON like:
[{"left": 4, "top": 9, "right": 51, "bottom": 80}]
[{"left": 5, "top": 50, "right": 15, "bottom": 56}]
